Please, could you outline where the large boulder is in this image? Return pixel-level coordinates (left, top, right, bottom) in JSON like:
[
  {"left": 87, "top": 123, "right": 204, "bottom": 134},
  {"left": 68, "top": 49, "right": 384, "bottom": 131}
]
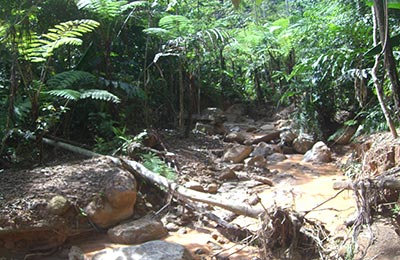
[
  {"left": 85, "top": 170, "right": 137, "bottom": 228},
  {"left": 92, "top": 240, "right": 193, "bottom": 260},
  {"left": 293, "top": 133, "right": 315, "bottom": 154},
  {"left": 107, "top": 217, "right": 168, "bottom": 244},
  {"left": 0, "top": 157, "right": 137, "bottom": 251},
  {"left": 223, "top": 144, "right": 253, "bottom": 163},
  {"left": 303, "top": 141, "right": 332, "bottom": 163}
]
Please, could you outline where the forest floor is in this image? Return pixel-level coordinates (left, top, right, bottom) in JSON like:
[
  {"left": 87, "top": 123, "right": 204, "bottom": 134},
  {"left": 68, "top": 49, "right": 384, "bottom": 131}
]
[{"left": 1, "top": 107, "right": 400, "bottom": 260}]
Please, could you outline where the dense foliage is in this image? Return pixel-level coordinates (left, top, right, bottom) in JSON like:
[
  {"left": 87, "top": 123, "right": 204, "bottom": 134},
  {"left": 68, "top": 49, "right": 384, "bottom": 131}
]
[{"left": 1, "top": 0, "right": 400, "bottom": 166}]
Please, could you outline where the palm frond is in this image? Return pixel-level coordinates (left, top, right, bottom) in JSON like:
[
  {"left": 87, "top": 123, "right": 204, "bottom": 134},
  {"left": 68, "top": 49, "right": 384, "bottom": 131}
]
[
  {"left": 47, "top": 70, "right": 96, "bottom": 89},
  {"left": 80, "top": 89, "right": 120, "bottom": 103}
]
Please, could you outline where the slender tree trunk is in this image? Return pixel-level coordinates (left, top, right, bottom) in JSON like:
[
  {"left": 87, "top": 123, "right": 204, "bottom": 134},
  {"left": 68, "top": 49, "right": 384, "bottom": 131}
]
[
  {"left": 254, "top": 68, "right": 263, "bottom": 104},
  {"left": 371, "top": 6, "right": 398, "bottom": 138},
  {"left": 374, "top": 0, "right": 400, "bottom": 118},
  {"left": 178, "top": 59, "right": 185, "bottom": 132},
  {"left": 143, "top": 7, "right": 152, "bottom": 126}
]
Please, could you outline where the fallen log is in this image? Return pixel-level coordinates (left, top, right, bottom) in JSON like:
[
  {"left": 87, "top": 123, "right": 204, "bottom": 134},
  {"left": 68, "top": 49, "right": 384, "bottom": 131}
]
[
  {"left": 42, "top": 137, "right": 265, "bottom": 219},
  {"left": 333, "top": 177, "right": 400, "bottom": 190}
]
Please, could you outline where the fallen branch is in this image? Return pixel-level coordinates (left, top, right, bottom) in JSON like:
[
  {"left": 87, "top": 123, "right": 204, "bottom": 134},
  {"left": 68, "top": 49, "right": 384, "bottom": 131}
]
[
  {"left": 42, "top": 137, "right": 265, "bottom": 219},
  {"left": 333, "top": 177, "right": 400, "bottom": 190}
]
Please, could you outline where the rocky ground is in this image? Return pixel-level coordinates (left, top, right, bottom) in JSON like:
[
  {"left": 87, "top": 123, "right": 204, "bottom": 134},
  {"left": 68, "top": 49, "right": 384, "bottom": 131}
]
[{"left": 1, "top": 104, "right": 400, "bottom": 260}]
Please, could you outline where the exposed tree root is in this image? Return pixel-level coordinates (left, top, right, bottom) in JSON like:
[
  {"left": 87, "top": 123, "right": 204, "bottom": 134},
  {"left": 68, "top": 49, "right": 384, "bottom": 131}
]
[{"left": 258, "top": 207, "right": 330, "bottom": 260}]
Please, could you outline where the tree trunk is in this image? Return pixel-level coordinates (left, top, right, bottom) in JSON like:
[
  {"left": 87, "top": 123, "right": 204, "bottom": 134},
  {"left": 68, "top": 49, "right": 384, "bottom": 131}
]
[
  {"left": 371, "top": 6, "right": 398, "bottom": 138},
  {"left": 373, "top": 0, "right": 400, "bottom": 118},
  {"left": 178, "top": 60, "right": 185, "bottom": 131}
]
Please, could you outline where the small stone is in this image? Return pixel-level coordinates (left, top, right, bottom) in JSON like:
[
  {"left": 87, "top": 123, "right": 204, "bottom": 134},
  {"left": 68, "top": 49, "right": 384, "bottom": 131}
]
[
  {"left": 205, "top": 183, "right": 219, "bottom": 194},
  {"left": 165, "top": 222, "right": 180, "bottom": 232},
  {"left": 224, "top": 132, "right": 245, "bottom": 144},
  {"left": 48, "top": 195, "right": 70, "bottom": 216},
  {"left": 218, "top": 169, "right": 238, "bottom": 181},
  {"left": 92, "top": 240, "right": 192, "bottom": 260},
  {"left": 68, "top": 245, "right": 85, "bottom": 260},
  {"left": 267, "top": 153, "right": 287, "bottom": 162},
  {"left": 178, "top": 227, "right": 188, "bottom": 234},
  {"left": 184, "top": 181, "right": 205, "bottom": 192},
  {"left": 293, "top": 133, "right": 315, "bottom": 154},
  {"left": 245, "top": 155, "right": 267, "bottom": 168},
  {"left": 194, "top": 248, "right": 206, "bottom": 255},
  {"left": 108, "top": 217, "right": 168, "bottom": 244}
]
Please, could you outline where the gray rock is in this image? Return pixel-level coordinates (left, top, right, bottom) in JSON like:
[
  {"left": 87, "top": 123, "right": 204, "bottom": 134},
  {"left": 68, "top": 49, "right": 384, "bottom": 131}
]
[
  {"left": 250, "top": 142, "right": 278, "bottom": 157},
  {"left": 85, "top": 171, "right": 137, "bottom": 228},
  {"left": 224, "top": 132, "right": 245, "bottom": 144},
  {"left": 194, "top": 122, "right": 216, "bottom": 135},
  {"left": 303, "top": 141, "right": 332, "bottom": 163},
  {"left": 92, "top": 240, "right": 192, "bottom": 260},
  {"left": 108, "top": 217, "right": 168, "bottom": 244},
  {"left": 223, "top": 144, "right": 253, "bottom": 163},
  {"left": 279, "top": 129, "right": 297, "bottom": 144},
  {"left": 244, "top": 155, "right": 268, "bottom": 168},
  {"left": 259, "top": 123, "right": 275, "bottom": 131},
  {"left": 292, "top": 133, "right": 315, "bottom": 154},
  {"left": 68, "top": 245, "right": 85, "bottom": 260},
  {"left": 251, "top": 131, "right": 281, "bottom": 144},
  {"left": 267, "top": 153, "right": 287, "bottom": 162}
]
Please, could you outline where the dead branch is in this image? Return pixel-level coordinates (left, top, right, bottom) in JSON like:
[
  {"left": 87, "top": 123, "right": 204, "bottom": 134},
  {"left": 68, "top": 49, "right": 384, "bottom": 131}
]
[
  {"left": 333, "top": 177, "right": 400, "bottom": 190},
  {"left": 42, "top": 137, "right": 265, "bottom": 219}
]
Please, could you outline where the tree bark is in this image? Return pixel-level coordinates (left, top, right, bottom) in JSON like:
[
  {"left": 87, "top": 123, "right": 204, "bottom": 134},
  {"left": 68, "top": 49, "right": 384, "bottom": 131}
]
[
  {"left": 373, "top": 0, "right": 400, "bottom": 118},
  {"left": 371, "top": 6, "right": 398, "bottom": 138}
]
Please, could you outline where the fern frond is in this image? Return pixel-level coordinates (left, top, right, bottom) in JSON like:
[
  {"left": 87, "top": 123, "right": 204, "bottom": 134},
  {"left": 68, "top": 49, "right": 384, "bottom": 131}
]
[
  {"left": 78, "top": 0, "right": 127, "bottom": 19},
  {"left": 121, "top": 1, "right": 148, "bottom": 12},
  {"left": 143, "top": 28, "right": 171, "bottom": 38},
  {"left": 25, "top": 19, "right": 99, "bottom": 62},
  {"left": 46, "top": 89, "right": 82, "bottom": 101},
  {"left": 47, "top": 70, "right": 96, "bottom": 89},
  {"left": 159, "top": 15, "right": 193, "bottom": 35},
  {"left": 80, "top": 89, "right": 120, "bottom": 103}
]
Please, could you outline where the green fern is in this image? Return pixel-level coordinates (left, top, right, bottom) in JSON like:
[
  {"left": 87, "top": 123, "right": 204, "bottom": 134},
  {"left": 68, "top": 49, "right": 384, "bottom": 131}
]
[
  {"left": 80, "top": 89, "right": 120, "bottom": 103},
  {"left": 78, "top": 0, "right": 147, "bottom": 20},
  {"left": 46, "top": 89, "right": 82, "bottom": 101},
  {"left": 141, "top": 152, "right": 177, "bottom": 181},
  {"left": 23, "top": 19, "right": 99, "bottom": 62},
  {"left": 46, "top": 89, "right": 120, "bottom": 103},
  {"left": 159, "top": 15, "right": 193, "bottom": 36},
  {"left": 47, "top": 70, "right": 96, "bottom": 89}
]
